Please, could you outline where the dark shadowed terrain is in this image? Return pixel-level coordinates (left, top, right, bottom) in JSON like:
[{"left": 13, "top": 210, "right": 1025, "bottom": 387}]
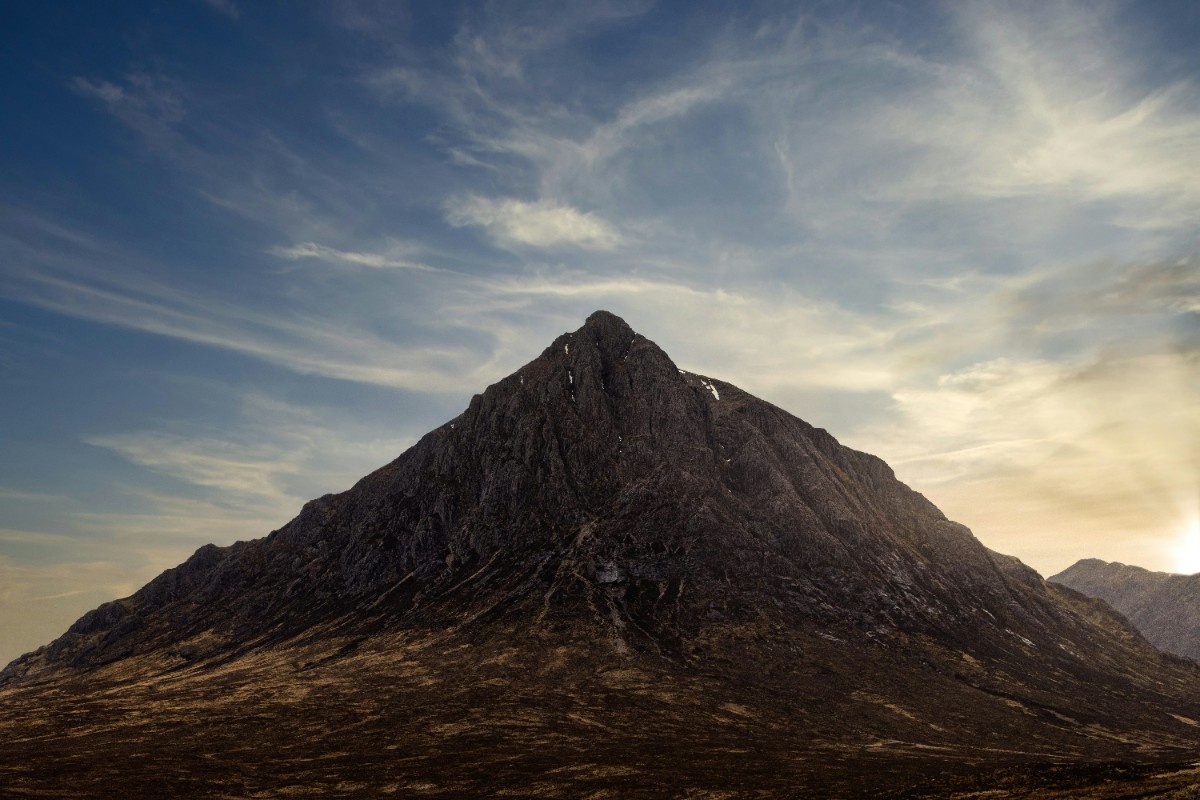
[
  {"left": 1052, "top": 559, "right": 1200, "bottom": 662},
  {"left": 3, "top": 311, "right": 1199, "bottom": 798}
]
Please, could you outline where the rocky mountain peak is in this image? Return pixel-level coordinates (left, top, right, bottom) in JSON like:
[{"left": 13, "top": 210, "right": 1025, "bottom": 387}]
[
  {"left": 1052, "top": 558, "right": 1200, "bottom": 661},
  {"left": 579, "top": 307, "right": 639, "bottom": 349}
]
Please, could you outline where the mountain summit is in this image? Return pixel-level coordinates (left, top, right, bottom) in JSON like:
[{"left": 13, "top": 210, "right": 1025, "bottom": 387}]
[
  {"left": 1052, "top": 558, "right": 1200, "bottom": 661},
  {"left": 4, "top": 311, "right": 1200, "bottom": 797}
]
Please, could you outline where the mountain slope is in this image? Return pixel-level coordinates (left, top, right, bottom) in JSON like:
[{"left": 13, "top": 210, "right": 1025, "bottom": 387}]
[
  {"left": 3, "top": 310, "right": 1200, "bottom": 797},
  {"left": 1052, "top": 558, "right": 1200, "bottom": 661}
]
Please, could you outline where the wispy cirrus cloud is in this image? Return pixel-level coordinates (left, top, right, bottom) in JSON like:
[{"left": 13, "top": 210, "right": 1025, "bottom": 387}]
[
  {"left": 0, "top": 212, "right": 487, "bottom": 393},
  {"left": 85, "top": 431, "right": 304, "bottom": 501},
  {"left": 1006, "top": 256, "right": 1200, "bottom": 330},
  {"left": 69, "top": 69, "right": 382, "bottom": 245},
  {"left": 72, "top": 73, "right": 188, "bottom": 144},
  {"left": 854, "top": 2, "right": 1200, "bottom": 231},
  {"left": 268, "top": 241, "right": 439, "bottom": 272},
  {"left": 390, "top": 1, "right": 1200, "bottom": 284},
  {"left": 446, "top": 195, "right": 623, "bottom": 249},
  {"left": 8, "top": 269, "right": 480, "bottom": 391},
  {"left": 86, "top": 391, "right": 419, "bottom": 511}
]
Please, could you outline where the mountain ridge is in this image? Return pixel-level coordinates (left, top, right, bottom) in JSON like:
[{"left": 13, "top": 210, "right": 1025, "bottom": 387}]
[{"left": 1051, "top": 557, "right": 1200, "bottom": 662}]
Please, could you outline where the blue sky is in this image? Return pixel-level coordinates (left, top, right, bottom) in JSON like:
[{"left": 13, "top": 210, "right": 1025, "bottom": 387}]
[{"left": 1, "top": 0, "right": 1197, "bottom": 665}]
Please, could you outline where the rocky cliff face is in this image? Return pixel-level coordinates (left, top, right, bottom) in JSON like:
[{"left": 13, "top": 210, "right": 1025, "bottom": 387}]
[
  {"left": 1052, "top": 558, "right": 1200, "bottom": 661},
  {"left": 3, "top": 311, "right": 1200, "bottom": 798}
]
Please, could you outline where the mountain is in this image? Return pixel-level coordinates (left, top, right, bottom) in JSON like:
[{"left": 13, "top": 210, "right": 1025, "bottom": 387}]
[
  {"left": 1051, "top": 558, "right": 1200, "bottom": 662},
  {"left": 3, "top": 310, "right": 1200, "bottom": 798}
]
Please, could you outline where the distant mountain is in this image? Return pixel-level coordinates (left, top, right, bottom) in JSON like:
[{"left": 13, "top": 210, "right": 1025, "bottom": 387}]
[
  {"left": 3, "top": 310, "right": 1200, "bottom": 798},
  {"left": 1051, "top": 558, "right": 1200, "bottom": 661}
]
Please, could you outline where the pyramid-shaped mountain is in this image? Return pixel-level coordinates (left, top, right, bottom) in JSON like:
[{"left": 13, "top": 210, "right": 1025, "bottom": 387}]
[{"left": 4, "top": 311, "right": 1200, "bottom": 798}]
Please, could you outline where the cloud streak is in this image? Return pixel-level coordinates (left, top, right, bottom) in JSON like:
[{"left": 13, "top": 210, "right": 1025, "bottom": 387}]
[
  {"left": 446, "top": 196, "right": 623, "bottom": 249},
  {"left": 269, "top": 241, "right": 439, "bottom": 271},
  {"left": 13, "top": 272, "right": 478, "bottom": 390},
  {"left": 0, "top": 214, "right": 490, "bottom": 393}
]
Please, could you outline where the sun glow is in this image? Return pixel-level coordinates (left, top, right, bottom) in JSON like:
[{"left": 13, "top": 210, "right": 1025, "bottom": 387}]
[{"left": 1169, "top": 514, "right": 1200, "bottom": 575}]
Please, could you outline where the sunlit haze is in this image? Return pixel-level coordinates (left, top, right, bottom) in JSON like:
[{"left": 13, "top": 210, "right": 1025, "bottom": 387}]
[
  {"left": 1, "top": 1, "right": 1197, "bottom": 667},
  {"left": 1170, "top": 514, "right": 1200, "bottom": 576}
]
